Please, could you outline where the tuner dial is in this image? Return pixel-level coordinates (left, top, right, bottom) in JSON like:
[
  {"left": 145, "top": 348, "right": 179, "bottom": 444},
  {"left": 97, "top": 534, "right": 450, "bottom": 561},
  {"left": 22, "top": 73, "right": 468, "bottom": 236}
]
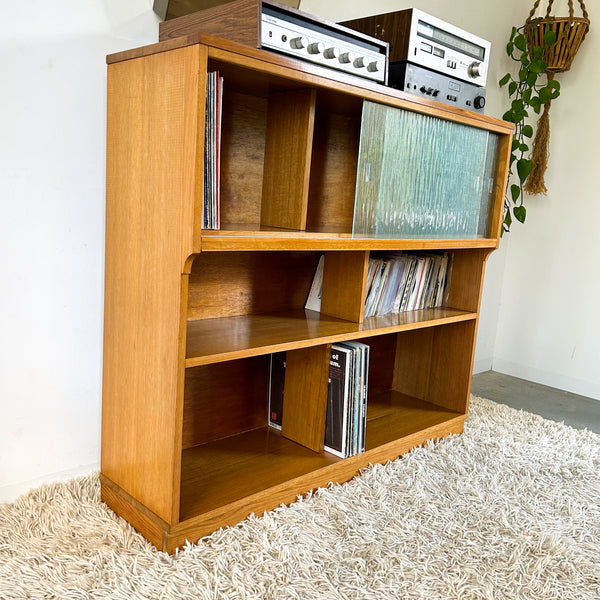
[
  {"left": 474, "top": 95, "right": 486, "bottom": 110},
  {"left": 290, "top": 36, "right": 308, "bottom": 50},
  {"left": 367, "top": 60, "right": 383, "bottom": 73},
  {"left": 338, "top": 51, "right": 355, "bottom": 64},
  {"left": 353, "top": 56, "right": 366, "bottom": 68},
  {"left": 323, "top": 46, "right": 340, "bottom": 59},
  {"left": 307, "top": 41, "right": 324, "bottom": 55},
  {"left": 468, "top": 61, "right": 482, "bottom": 78}
]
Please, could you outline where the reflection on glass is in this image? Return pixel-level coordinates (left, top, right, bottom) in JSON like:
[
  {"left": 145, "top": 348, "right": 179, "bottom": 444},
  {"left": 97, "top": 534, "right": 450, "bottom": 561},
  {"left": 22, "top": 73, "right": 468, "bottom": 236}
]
[{"left": 353, "top": 101, "right": 500, "bottom": 239}]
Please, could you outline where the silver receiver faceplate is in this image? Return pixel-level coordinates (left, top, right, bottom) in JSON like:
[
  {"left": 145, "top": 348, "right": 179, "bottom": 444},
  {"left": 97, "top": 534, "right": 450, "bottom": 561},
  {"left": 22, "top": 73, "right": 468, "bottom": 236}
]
[
  {"left": 261, "top": 7, "right": 387, "bottom": 84},
  {"left": 406, "top": 9, "right": 490, "bottom": 87}
]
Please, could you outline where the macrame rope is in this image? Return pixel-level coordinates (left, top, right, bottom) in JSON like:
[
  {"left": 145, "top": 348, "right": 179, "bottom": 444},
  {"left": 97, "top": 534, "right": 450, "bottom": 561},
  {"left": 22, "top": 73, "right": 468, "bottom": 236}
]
[{"left": 523, "top": 72, "right": 554, "bottom": 195}]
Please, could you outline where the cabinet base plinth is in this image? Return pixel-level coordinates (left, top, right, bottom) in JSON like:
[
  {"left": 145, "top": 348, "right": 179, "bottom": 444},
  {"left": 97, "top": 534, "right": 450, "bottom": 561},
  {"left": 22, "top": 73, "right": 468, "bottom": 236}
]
[{"left": 101, "top": 414, "right": 465, "bottom": 554}]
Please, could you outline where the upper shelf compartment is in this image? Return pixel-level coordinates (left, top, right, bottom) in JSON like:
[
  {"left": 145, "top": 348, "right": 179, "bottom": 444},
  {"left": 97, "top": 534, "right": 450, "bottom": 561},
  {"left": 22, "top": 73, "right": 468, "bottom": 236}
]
[
  {"left": 204, "top": 41, "right": 512, "bottom": 246},
  {"left": 108, "top": 35, "right": 513, "bottom": 249}
]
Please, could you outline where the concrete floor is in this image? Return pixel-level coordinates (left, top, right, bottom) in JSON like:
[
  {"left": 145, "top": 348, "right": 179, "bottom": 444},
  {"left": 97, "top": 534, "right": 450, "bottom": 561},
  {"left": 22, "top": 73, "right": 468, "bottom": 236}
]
[{"left": 471, "top": 371, "right": 600, "bottom": 434}]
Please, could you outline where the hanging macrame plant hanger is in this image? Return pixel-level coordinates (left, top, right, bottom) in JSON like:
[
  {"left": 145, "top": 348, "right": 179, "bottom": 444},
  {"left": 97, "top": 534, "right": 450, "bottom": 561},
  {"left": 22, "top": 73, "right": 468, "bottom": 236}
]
[{"left": 523, "top": 0, "right": 590, "bottom": 195}]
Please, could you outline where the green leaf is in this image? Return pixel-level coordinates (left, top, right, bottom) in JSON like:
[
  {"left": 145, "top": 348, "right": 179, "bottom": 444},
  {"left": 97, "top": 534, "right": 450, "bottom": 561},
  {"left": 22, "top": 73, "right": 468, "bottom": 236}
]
[
  {"left": 511, "top": 184, "right": 521, "bottom": 202},
  {"left": 514, "top": 205, "right": 527, "bottom": 223},
  {"left": 509, "top": 81, "right": 518, "bottom": 96},
  {"left": 550, "top": 88, "right": 560, "bottom": 99},
  {"left": 522, "top": 88, "right": 532, "bottom": 103},
  {"left": 529, "top": 58, "right": 547, "bottom": 73},
  {"left": 499, "top": 73, "right": 511, "bottom": 86},
  {"left": 512, "top": 138, "right": 520, "bottom": 151},
  {"left": 503, "top": 110, "right": 516, "bottom": 123},
  {"left": 510, "top": 153, "right": 517, "bottom": 166},
  {"left": 507, "top": 41, "right": 514, "bottom": 56},
  {"left": 504, "top": 210, "right": 513, "bottom": 228},
  {"left": 519, "top": 67, "right": 528, "bottom": 82},
  {"left": 520, "top": 143, "right": 529, "bottom": 152},
  {"left": 517, "top": 158, "right": 533, "bottom": 183},
  {"left": 547, "top": 79, "right": 560, "bottom": 90},
  {"left": 514, "top": 34, "right": 527, "bottom": 51},
  {"left": 527, "top": 70, "right": 538, "bottom": 87},
  {"left": 520, "top": 52, "right": 530, "bottom": 65},
  {"left": 510, "top": 98, "right": 525, "bottom": 113},
  {"left": 530, "top": 96, "right": 542, "bottom": 113},
  {"left": 539, "top": 87, "right": 552, "bottom": 104},
  {"left": 544, "top": 30, "right": 557, "bottom": 46},
  {"left": 533, "top": 45, "right": 544, "bottom": 59},
  {"left": 522, "top": 124, "right": 534, "bottom": 137}
]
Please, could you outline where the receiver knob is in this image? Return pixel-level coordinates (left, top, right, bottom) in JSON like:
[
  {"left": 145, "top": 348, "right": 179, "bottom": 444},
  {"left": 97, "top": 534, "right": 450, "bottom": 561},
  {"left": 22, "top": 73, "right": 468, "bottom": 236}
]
[
  {"left": 367, "top": 60, "right": 383, "bottom": 73},
  {"left": 324, "top": 46, "right": 340, "bottom": 59},
  {"left": 290, "top": 36, "right": 308, "bottom": 50},
  {"left": 474, "top": 95, "right": 486, "bottom": 110},
  {"left": 307, "top": 41, "right": 324, "bottom": 55},
  {"left": 468, "top": 61, "right": 482, "bottom": 78},
  {"left": 338, "top": 51, "right": 355, "bottom": 64},
  {"left": 353, "top": 56, "right": 366, "bottom": 68}
]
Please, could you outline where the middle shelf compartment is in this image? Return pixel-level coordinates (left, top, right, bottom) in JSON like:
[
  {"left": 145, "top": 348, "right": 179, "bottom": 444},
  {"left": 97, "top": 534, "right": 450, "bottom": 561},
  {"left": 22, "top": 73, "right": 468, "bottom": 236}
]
[{"left": 184, "top": 248, "right": 486, "bottom": 366}]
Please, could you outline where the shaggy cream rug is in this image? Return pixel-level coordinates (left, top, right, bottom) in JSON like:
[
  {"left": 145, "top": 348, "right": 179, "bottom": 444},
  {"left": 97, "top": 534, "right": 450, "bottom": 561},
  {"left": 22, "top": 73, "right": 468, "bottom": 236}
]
[{"left": 1, "top": 396, "right": 599, "bottom": 599}]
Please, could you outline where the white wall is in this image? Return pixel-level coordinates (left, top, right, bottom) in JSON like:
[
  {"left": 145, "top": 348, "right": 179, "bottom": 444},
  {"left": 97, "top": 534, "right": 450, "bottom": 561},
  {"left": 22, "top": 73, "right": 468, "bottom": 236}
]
[
  {"left": 493, "top": 9, "right": 600, "bottom": 399},
  {"left": 0, "top": 1, "right": 159, "bottom": 502}
]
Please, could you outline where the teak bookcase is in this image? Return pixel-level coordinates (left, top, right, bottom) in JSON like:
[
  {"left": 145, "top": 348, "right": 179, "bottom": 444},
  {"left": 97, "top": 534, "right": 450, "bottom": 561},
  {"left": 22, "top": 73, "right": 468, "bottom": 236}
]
[{"left": 100, "top": 32, "right": 513, "bottom": 553}]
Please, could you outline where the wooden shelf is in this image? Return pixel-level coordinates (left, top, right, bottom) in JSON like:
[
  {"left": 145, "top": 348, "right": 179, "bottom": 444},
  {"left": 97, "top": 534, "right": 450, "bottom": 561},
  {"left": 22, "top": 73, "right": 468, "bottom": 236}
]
[
  {"left": 185, "top": 307, "right": 478, "bottom": 367},
  {"left": 200, "top": 226, "right": 499, "bottom": 252},
  {"left": 179, "top": 391, "right": 462, "bottom": 522},
  {"left": 180, "top": 427, "right": 340, "bottom": 520}
]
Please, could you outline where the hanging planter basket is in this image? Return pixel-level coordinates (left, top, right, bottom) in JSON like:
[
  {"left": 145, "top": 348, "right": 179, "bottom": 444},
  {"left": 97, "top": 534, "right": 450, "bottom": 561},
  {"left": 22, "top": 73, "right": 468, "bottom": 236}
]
[
  {"left": 521, "top": 0, "right": 590, "bottom": 195},
  {"left": 524, "top": 0, "right": 590, "bottom": 73}
]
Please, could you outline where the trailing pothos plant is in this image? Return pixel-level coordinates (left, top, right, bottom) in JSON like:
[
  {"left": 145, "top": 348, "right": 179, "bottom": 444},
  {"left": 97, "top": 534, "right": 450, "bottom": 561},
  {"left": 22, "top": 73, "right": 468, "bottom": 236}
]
[{"left": 499, "top": 23, "right": 560, "bottom": 232}]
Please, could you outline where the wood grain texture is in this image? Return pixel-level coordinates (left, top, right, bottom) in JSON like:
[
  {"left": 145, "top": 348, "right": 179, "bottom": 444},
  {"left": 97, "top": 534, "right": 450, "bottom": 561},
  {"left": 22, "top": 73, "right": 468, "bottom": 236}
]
[
  {"left": 321, "top": 251, "right": 370, "bottom": 323},
  {"left": 182, "top": 356, "right": 270, "bottom": 449},
  {"left": 184, "top": 308, "right": 477, "bottom": 366},
  {"left": 159, "top": 0, "right": 260, "bottom": 45},
  {"left": 187, "top": 251, "right": 319, "bottom": 320},
  {"left": 281, "top": 345, "right": 330, "bottom": 452},
  {"left": 100, "top": 475, "right": 168, "bottom": 551},
  {"left": 170, "top": 403, "right": 465, "bottom": 552},
  {"left": 101, "top": 45, "right": 204, "bottom": 524},
  {"left": 445, "top": 249, "right": 491, "bottom": 313},
  {"left": 340, "top": 10, "right": 413, "bottom": 63},
  {"left": 219, "top": 91, "right": 267, "bottom": 226},
  {"left": 306, "top": 110, "right": 361, "bottom": 232},
  {"left": 427, "top": 320, "right": 478, "bottom": 413},
  {"left": 107, "top": 33, "right": 515, "bottom": 135},
  {"left": 392, "top": 328, "right": 435, "bottom": 401},
  {"left": 201, "top": 230, "right": 499, "bottom": 252},
  {"left": 260, "top": 88, "right": 316, "bottom": 230}
]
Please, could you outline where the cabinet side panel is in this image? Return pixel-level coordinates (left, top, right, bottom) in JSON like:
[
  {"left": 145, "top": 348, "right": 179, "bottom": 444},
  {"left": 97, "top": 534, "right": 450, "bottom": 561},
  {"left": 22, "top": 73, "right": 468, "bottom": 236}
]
[{"left": 102, "top": 46, "right": 203, "bottom": 524}]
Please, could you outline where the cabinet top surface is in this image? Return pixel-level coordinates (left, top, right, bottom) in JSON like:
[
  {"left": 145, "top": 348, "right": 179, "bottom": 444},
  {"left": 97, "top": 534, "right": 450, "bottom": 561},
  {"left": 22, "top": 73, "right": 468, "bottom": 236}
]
[{"left": 107, "top": 32, "right": 513, "bottom": 134}]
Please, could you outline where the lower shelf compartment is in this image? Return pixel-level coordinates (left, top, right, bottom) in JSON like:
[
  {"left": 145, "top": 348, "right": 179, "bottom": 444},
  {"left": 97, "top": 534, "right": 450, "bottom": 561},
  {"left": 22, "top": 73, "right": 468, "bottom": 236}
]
[
  {"left": 179, "top": 392, "right": 464, "bottom": 522},
  {"left": 101, "top": 393, "right": 466, "bottom": 553}
]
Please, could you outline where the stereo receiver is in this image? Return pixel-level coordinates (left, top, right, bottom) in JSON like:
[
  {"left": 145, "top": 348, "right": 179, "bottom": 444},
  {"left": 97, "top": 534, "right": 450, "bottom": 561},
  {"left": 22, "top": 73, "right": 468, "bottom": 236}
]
[
  {"left": 341, "top": 9, "right": 490, "bottom": 112},
  {"left": 159, "top": 0, "right": 389, "bottom": 84}
]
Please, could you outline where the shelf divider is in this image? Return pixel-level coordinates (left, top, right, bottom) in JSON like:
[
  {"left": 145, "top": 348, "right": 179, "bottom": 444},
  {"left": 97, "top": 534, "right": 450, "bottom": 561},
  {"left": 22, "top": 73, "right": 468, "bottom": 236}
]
[
  {"left": 281, "top": 344, "right": 331, "bottom": 452},
  {"left": 260, "top": 88, "right": 316, "bottom": 230},
  {"left": 322, "top": 251, "right": 370, "bottom": 323}
]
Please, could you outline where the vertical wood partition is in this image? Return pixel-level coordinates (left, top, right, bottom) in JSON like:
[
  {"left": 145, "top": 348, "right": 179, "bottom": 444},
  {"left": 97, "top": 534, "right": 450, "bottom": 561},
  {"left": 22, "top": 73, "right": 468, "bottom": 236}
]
[
  {"left": 321, "top": 251, "right": 370, "bottom": 323},
  {"left": 281, "top": 345, "right": 331, "bottom": 452},
  {"left": 261, "top": 88, "right": 317, "bottom": 230}
]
